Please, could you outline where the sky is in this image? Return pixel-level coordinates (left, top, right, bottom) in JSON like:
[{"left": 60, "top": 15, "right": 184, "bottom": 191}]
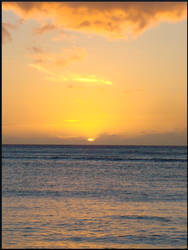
[{"left": 2, "top": 2, "right": 187, "bottom": 145}]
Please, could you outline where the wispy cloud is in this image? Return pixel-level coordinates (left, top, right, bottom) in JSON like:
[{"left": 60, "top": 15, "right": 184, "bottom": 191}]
[
  {"left": 2, "top": 24, "right": 12, "bottom": 44},
  {"left": 70, "top": 74, "right": 112, "bottom": 86},
  {"left": 2, "top": 2, "right": 187, "bottom": 39},
  {"left": 28, "top": 46, "right": 87, "bottom": 68},
  {"left": 29, "top": 63, "right": 112, "bottom": 86},
  {"left": 2, "top": 19, "right": 23, "bottom": 44},
  {"left": 29, "top": 63, "right": 51, "bottom": 75},
  {"left": 33, "top": 23, "right": 57, "bottom": 35},
  {"left": 28, "top": 45, "right": 112, "bottom": 86}
]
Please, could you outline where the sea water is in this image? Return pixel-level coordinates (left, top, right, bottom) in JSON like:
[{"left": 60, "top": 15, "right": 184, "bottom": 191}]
[{"left": 2, "top": 145, "right": 187, "bottom": 248}]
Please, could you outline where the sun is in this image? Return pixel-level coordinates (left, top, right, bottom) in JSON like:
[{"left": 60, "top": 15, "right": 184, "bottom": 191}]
[{"left": 88, "top": 138, "right": 95, "bottom": 142}]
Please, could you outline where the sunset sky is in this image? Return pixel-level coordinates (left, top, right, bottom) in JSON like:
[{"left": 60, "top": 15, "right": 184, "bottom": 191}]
[{"left": 2, "top": 2, "right": 187, "bottom": 145}]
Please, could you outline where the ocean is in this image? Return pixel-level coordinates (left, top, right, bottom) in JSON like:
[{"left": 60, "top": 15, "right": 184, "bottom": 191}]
[{"left": 2, "top": 145, "right": 187, "bottom": 249}]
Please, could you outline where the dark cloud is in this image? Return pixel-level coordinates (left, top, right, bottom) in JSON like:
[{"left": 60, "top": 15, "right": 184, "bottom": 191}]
[
  {"left": 2, "top": 2, "right": 187, "bottom": 39},
  {"left": 3, "top": 134, "right": 87, "bottom": 145},
  {"left": 3, "top": 129, "right": 186, "bottom": 145},
  {"left": 96, "top": 130, "right": 187, "bottom": 146}
]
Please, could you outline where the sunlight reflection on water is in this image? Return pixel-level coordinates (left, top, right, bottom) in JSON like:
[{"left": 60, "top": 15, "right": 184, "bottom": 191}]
[{"left": 3, "top": 197, "right": 187, "bottom": 248}]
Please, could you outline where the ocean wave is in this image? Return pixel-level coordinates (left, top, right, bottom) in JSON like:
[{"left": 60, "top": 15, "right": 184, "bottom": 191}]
[{"left": 2, "top": 155, "right": 187, "bottom": 162}]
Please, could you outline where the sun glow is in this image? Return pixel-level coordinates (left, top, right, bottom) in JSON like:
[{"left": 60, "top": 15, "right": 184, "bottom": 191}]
[{"left": 88, "top": 138, "right": 95, "bottom": 142}]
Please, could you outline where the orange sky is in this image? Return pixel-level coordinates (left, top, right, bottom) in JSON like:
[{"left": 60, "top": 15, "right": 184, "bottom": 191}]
[{"left": 2, "top": 2, "right": 187, "bottom": 145}]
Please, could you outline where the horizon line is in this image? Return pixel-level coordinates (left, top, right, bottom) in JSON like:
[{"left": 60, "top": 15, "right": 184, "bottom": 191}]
[{"left": 2, "top": 143, "right": 187, "bottom": 147}]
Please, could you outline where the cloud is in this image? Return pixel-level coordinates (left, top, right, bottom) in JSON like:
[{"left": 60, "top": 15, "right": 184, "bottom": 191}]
[
  {"left": 2, "top": 2, "right": 187, "bottom": 39},
  {"left": 95, "top": 129, "right": 187, "bottom": 146},
  {"left": 71, "top": 74, "right": 112, "bottom": 85},
  {"left": 28, "top": 46, "right": 87, "bottom": 68},
  {"left": 2, "top": 23, "right": 12, "bottom": 44},
  {"left": 33, "top": 23, "right": 58, "bottom": 35},
  {"left": 2, "top": 134, "right": 87, "bottom": 145},
  {"left": 3, "top": 129, "right": 186, "bottom": 145},
  {"left": 28, "top": 45, "right": 112, "bottom": 86},
  {"left": 29, "top": 63, "right": 112, "bottom": 86},
  {"left": 29, "top": 63, "right": 51, "bottom": 75},
  {"left": 2, "top": 19, "right": 24, "bottom": 44},
  {"left": 33, "top": 22, "right": 70, "bottom": 42},
  {"left": 2, "top": 21, "right": 20, "bottom": 44}
]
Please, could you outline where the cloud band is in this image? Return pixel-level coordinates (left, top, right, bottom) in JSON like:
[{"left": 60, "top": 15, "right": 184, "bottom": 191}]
[{"left": 2, "top": 2, "right": 187, "bottom": 39}]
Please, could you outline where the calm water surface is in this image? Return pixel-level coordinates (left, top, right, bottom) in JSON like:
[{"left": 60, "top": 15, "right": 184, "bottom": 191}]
[{"left": 2, "top": 145, "right": 187, "bottom": 248}]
